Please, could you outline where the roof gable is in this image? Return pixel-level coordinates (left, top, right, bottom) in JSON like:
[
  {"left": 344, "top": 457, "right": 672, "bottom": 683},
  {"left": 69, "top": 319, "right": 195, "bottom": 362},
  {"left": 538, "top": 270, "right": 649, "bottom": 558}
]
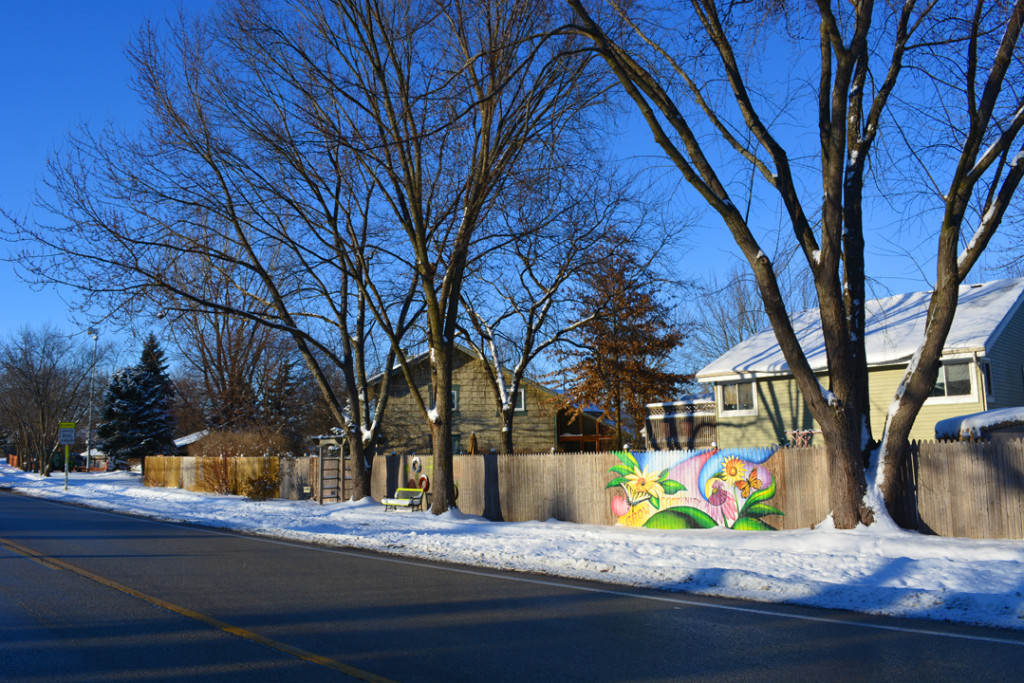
[
  {"left": 370, "top": 342, "right": 561, "bottom": 397},
  {"left": 697, "top": 277, "right": 1024, "bottom": 379}
]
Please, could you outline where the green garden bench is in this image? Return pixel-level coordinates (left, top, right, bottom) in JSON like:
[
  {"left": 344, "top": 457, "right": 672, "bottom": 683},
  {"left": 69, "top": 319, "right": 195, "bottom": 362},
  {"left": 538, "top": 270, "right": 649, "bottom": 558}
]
[{"left": 382, "top": 487, "right": 424, "bottom": 512}]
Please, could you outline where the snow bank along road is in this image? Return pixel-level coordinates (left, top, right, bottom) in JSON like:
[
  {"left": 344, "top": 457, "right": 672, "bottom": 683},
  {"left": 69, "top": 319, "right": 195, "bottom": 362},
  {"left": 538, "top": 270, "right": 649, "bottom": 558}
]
[{"left": 3, "top": 464, "right": 1024, "bottom": 634}]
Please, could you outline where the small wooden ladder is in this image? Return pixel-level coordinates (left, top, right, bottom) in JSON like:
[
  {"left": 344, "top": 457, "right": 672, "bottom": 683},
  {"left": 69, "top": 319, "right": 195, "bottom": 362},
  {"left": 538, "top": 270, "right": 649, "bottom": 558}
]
[{"left": 318, "top": 453, "right": 341, "bottom": 504}]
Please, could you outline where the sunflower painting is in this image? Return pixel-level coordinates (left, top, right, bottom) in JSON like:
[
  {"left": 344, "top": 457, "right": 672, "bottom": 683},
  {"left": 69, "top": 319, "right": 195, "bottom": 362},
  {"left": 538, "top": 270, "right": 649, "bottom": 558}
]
[{"left": 607, "top": 447, "right": 784, "bottom": 530}]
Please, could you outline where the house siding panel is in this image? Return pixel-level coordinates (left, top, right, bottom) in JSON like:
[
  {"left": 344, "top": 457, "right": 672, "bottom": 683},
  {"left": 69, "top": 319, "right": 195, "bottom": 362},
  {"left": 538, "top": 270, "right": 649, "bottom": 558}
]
[
  {"left": 717, "top": 377, "right": 817, "bottom": 448},
  {"left": 379, "top": 362, "right": 433, "bottom": 455},
  {"left": 378, "top": 349, "right": 561, "bottom": 455},
  {"left": 867, "top": 365, "right": 987, "bottom": 441},
  {"left": 986, "top": 302, "right": 1024, "bottom": 409},
  {"left": 703, "top": 279, "right": 1024, "bottom": 448},
  {"left": 718, "top": 363, "right": 992, "bottom": 448}
]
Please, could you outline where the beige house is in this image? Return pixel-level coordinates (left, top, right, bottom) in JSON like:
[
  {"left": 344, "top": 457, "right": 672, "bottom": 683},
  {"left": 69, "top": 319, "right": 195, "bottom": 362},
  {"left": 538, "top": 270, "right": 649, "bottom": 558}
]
[
  {"left": 375, "top": 345, "right": 615, "bottom": 454},
  {"left": 696, "top": 278, "right": 1024, "bottom": 447}
]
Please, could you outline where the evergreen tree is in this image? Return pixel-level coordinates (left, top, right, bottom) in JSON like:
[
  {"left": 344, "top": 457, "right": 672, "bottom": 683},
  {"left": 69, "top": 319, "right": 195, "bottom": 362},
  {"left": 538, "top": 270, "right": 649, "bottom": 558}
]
[
  {"left": 98, "top": 336, "right": 176, "bottom": 469},
  {"left": 140, "top": 333, "right": 174, "bottom": 400},
  {"left": 556, "top": 242, "right": 691, "bottom": 448}
]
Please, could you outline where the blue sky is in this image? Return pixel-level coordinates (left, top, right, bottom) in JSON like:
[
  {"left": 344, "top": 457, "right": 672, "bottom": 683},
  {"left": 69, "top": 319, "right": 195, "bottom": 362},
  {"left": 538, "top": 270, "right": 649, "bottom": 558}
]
[
  {"left": 0, "top": 2, "right": 1013, "bottom": 351},
  {"left": 0, "top": 1, "right": 214, "bottom": 347}
]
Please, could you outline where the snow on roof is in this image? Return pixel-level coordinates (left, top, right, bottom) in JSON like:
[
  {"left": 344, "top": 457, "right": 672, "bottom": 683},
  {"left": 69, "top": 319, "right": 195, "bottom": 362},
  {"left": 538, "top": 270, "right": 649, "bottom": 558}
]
[
  {"left": 645, "top": 394, "right": 714, "bottom": 408},
  {"left": 173, "top": 430, "right": 210, "bottom": 448},
  {"left": 697, "top": 278, "right": 1024, "bottom": 379},
  {"left": 935, "top": 407, "right": 1024, "bottom": 440}
]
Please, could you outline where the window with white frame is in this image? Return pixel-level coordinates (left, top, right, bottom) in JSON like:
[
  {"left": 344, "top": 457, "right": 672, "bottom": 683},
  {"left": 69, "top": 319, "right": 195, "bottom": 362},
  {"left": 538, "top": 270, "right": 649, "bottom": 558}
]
[
  {"left": 929, "top": 361, "right": 972, "bottom": 399},
  {"left": 720, "top": 381, "right": 756, "bottom": 415},
  {"left": 514, "top": 387, "right": 526, "bottom": 412}
]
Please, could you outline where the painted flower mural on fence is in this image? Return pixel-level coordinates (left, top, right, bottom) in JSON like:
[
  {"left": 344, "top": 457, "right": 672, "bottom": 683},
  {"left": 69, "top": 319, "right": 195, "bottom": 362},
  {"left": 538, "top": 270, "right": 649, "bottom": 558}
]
[
  {"left": 607, "top": 447, "right": 784, "bottom": 530},
  {"left": 608, "top": 452, "right": 685, "bottom": 510}
]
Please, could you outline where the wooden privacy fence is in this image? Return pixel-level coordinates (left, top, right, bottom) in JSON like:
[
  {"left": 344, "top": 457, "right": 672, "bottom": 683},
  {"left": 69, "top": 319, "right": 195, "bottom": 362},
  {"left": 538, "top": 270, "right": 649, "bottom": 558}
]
[
  {"left": 145, "top": 455, "right": 318, "bottom": 500},
  {"left": 371, "top": 452, "right": 622, "bottom": 525},
  {"left": 905, "top": 439, "right": 1024, "bottom": 539},
  {"left": 371, "top": 447, "right": 833, "bottom": 531},
  {"left": 371, "top": 439, "right": 1024, "bottom": 538},
  {"left": 146, "top": 438, "right": 1024, "bottom": 539}
]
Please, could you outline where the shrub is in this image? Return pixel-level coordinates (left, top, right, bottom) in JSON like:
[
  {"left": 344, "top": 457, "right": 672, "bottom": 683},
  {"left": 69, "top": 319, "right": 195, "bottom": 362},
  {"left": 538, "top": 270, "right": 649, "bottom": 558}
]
[
  {"left": 243, "top": 471, "right": 280, "bottom": 502},
  {"left": 199, "top": 455, "right": 234, "bottom": 494},
  {"left": 191, "top": 429, "right": 288, "bottom": 496},
  {"left": 190, "top": 429, "right": 291, "bottom": 459}
]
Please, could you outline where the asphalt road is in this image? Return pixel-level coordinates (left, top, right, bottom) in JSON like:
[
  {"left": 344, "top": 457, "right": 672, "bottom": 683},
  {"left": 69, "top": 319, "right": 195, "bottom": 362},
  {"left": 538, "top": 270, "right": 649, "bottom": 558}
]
[{"left": 1, "top": 490, "right": 1022, "bottom": 682}]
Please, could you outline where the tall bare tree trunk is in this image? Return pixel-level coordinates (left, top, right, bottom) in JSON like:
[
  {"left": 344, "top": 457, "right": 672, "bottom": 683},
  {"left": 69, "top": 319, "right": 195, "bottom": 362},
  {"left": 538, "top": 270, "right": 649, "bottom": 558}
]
[
  {"left": 566, "top": 0, "right": 1024, "bottom": 528},
  {"left": 500, "top": 408, "right": 515, "bottom": 455},
  {"left": 429, "top": 339, "right": 457, "bottom": 512}
]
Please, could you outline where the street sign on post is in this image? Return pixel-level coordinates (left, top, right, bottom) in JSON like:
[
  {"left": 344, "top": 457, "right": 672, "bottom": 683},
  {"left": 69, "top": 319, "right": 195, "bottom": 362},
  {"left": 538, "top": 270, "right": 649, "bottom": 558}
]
[
  {"left": 59, "top": 422, "right": 76, "bottom": 490},
  {"left": 59, "top": 422, "right": 77, "bottom": 445}
]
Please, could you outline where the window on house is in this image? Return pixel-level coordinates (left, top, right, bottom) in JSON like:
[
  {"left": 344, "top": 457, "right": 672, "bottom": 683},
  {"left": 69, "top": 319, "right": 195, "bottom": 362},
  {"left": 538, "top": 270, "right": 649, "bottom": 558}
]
[
  {"left": 514, "top": 388, "right": 526, "bottom": 412},
  {"left": 428, "top": 384, "right": 460, "bottom": 412},
  {"left": 930, "top": 361, "right": 972, "bottom": 398},
  {"left": 452, "top": 433, "right": 462, "bottom": 454},
  {"left": 720, "top": 381, "right": 755, "bottom": 414},
  {"left": 982, "top": 362, "right": 993, "bottom": 396}
]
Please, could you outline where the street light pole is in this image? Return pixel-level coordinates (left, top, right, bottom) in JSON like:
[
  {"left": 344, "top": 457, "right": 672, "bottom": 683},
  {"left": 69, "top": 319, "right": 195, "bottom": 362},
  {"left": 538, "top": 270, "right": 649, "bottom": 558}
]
[{"left": 85, "top": 328, "right": 98, "bottom": 472}]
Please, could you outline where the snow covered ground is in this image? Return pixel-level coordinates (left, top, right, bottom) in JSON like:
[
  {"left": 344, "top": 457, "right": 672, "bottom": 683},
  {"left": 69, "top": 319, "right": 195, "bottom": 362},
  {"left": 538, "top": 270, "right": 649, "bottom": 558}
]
[{"left": 3, "top": 461, "right": 1023, "bottom": 632}]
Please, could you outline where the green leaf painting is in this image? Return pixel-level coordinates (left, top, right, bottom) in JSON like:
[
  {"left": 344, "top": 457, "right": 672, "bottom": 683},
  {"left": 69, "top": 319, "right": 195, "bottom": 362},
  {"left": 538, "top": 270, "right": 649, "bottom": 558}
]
[
  {"left": 660, "top": 479, "right": 685, "bottom": 495},
  {"left": 741, "top": 502, "right": 784, "bottom": 518},
  {"left": 644, "top": 507, "right": 719, "bottom": 529},
  {"left": 732, "top": 516, "right": 778, "bottom": 531},
  {"left": 738, "top": 479, "right": 780, "bottom": 518}
]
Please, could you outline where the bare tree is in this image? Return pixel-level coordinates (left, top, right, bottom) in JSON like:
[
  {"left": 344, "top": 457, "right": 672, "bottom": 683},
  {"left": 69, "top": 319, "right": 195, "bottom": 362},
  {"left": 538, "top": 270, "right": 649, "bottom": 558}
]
[
  {"left": 5, "top": 2, "right": 423, "bottom": 499},
  {"left": 686, "top": 251, "right": 815, "bottom": 371},
  {"left": 5, "top": 0, "right": 607, "bottom": 511},
  {"left": 567, "top": 0, "right": 1024, "bottom": 527},
  {"left": 457, "top": 164, "right": 663, "bottom": 454},
  {"left": 262, "top": 0, "right": 610, "bottom": 511},
  {"left": 170, "top": 309, "right": 332, "bottom": 441},
  {"left": 0, "top": 327, "right": 109, "bottom": 475}
]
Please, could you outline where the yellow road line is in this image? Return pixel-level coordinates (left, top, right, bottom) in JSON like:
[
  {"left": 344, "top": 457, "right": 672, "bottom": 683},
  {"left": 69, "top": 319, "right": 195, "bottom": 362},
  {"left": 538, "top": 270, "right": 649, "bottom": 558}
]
[{"left": 0, "top": 536, "right": 398, "bottom": 683}]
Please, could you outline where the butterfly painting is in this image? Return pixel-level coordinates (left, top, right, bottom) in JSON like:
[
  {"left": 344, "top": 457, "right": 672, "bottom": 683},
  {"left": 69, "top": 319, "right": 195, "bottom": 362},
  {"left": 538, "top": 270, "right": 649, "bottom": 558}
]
[{"left": 736, "top": 467, "right": 763, "bottom": 498}]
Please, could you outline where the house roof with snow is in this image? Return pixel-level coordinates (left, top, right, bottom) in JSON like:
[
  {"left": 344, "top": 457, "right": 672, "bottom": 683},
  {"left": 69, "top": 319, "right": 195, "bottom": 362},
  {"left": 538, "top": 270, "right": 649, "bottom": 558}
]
[
  {"left": 697, "top": 277, "right": 1024, "bottom": 380},
  {"left": 173, "top": 430, "right": 210, "bottom": 449}
]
